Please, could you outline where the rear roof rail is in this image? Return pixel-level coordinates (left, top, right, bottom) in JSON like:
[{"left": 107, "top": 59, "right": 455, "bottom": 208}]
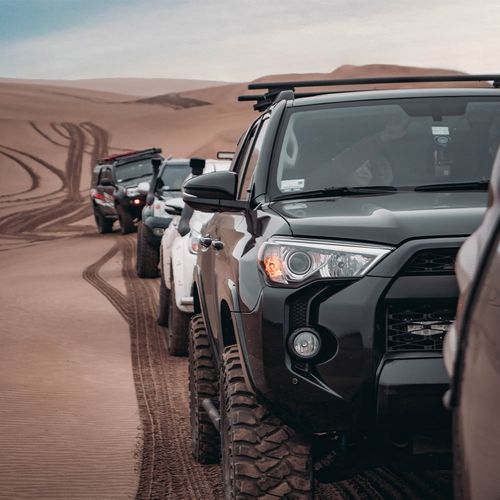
[
  {"left": 239, "top": 74, "right": 500, "bottom": 111},
  {"left": 98, "top": 147, "right": 162, "bottom": 165}
]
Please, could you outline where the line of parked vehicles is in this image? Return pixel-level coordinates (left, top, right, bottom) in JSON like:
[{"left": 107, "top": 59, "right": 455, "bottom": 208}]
[{"left": 90, "top": 74, "right": 500, "bottom": 499}]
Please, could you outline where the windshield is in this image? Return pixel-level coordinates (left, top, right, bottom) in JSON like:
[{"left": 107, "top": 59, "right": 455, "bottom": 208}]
[
  {"left": 157, "top": 164, "right": 191, "bottom": 191},
  {"left": 273, "top": 97, "right": 500, "bottom": 197},
  {"left": 115, "top": 159, "right": 153, "bottom": 182}
]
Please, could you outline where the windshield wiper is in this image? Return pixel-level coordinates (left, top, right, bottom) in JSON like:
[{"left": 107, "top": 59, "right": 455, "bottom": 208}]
[
  {"left": 274, "top": 185, "right": 397, "bottom": 202},
  {"left": 414, "top": 180, "right": 490, "bottom": 192}
]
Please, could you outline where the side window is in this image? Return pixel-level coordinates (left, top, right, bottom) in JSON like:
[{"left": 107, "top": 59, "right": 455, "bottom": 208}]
[
  {"left": 239, "top": 119, "right": 269, "bottom": 200},
  {"left": 97, "top": 168, "right": 105, "bottom": 185},
  {"left": 232, "top": 122, "right": 259, "bottom": 175},
  {"left": 99, "top": 167, "right": 113, "bottom": 185}
]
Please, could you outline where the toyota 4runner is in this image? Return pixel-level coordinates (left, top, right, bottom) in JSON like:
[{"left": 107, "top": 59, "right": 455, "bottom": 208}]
[
  {"left": 182, "top": 74, "right": 500, "bottom": 498},
  {"left": 90, "top": 148, "right": 163, "bottom": 234}
]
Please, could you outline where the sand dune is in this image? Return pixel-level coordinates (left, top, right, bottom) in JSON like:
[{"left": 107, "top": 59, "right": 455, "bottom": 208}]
[{"left": 0, "top": 77, "right": 231, "bottom": 97}]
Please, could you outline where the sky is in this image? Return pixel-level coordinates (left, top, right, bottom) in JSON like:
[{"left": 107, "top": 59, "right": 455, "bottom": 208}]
[{"left": 0, "top": 0, "right": 499, "bottom": 82}]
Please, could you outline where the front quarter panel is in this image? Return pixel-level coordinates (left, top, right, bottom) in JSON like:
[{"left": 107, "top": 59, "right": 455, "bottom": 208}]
[
  {"left": 160, "top": 216, "right": 180, "bottom": 288},
  {"left": 171, "top": 233, "right": 197, "bottom": 313}
]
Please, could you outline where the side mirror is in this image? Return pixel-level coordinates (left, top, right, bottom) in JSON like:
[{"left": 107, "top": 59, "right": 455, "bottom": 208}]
[
  {"left": 164, "top": 197, "right": 184, "bottom": 216},
  {"left": 182, "top": 171, "right": 246, "bottom": 213},
  {"left": 190, "top": 157, "right": 206, "bottom": 176},
  {"left": 137, "top": 182, "right": 150, "bottom": 194}
]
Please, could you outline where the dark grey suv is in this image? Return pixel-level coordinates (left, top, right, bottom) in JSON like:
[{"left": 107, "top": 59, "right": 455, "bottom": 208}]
[
  {"left": 182, "top": 75, "right": 500, "bottom": 498},
  {"left": 136, "top": 158, "right": 193, "bottom": 278}
]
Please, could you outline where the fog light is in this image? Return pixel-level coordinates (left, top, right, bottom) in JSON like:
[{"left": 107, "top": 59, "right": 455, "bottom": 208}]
[
  {"left": 289, "top": 328, "right": 321, "bottom": 359},
  {"left": 153, "top": 227, "right": 165, "bottom": 237}
]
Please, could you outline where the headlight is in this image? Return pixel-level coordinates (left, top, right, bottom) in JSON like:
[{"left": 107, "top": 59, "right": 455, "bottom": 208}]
[
  {"left": 259, "top": 237, "right": 392, "bottom": 286},
  {"left": 189, "top": 230, "right": 201, "bottom": 254},
  {"left": 126, "top": 188, "right": 140, "bottom": 197}
]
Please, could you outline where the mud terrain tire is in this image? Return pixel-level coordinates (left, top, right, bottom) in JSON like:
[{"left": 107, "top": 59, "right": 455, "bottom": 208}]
[
  {"left": 189, "top": 314, "right": 220, "bottom": 464},
  {"left": 166, "top": 279, "right": 190, "bottom": 356},
  {"left": 117, "top": 205, "right": 136, "bottom": 234},
  {"left": 94, "top": 209, "right": 113, "bottom": 234},
  {"left": 220, "top": 345, "right": 313, "bottom": 499},
  {"left": 157, "top": 272, "right": 170, "bottom": 326},
  {"left": 136, "top": 222, "right": 159, "bottom": 278}
]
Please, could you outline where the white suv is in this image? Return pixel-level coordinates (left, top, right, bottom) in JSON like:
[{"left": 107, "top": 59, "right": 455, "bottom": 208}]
[{"left": 158, "top": 159, "right": 230, "bottom": 355}]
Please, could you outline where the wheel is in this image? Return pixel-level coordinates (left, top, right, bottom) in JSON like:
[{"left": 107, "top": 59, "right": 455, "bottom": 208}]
[
  {"left": 94, "top": 208, "right": 113, "bottom": 234},
  {"left": 117, "top": 204, "right": 136, "bottom": 234},
  {"left": 189, "top": 314, "right": 220, "bottom": 464},
  {"left": 157, "top": 272, "right": 170, "bottom": 326},
  {"left": 136, "top": 222, "right": 159, "bottom": 278},
  {"left": 166, "top": 276, "right": 190, "bottom": 356},
  {"left": 220, "top": 345, "right": 313, "bottom": 499}
]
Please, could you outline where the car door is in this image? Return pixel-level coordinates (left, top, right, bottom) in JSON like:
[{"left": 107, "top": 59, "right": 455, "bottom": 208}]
[
  {"left": 199, "top": 119, "right": 263, "bottom": 348},
  {"left": 453, "top": 223, "right": 500, "bottom": 499}
]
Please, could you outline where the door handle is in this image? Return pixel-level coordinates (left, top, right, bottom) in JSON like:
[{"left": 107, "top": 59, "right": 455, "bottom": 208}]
[
  {"left": 212, "top": 240, "right": 224, "bottom": 251},
  {"left": 199, "top": 236, "right": 212, "bottom": 248}
]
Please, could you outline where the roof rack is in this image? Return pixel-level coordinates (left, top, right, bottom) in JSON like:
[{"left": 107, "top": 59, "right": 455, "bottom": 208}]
[
  {"left": 98, "top": 147, "right": 162, "bottom": 165},
  {"left": 239, "top": 74, "right": 500, "bottom": 111}
]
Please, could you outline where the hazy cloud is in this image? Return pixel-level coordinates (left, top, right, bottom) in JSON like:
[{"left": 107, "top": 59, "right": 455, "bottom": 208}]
[{"left": 0, "top": 0, "right": 498, "bottom": 80}]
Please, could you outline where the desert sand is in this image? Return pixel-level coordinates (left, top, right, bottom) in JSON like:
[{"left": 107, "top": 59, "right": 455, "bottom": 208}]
[
  {"left": 0, "top": 64, "right": 457, "bottom": 499},
  {"left": 0, "top": 77, "right": 231, "bottom": 98}
]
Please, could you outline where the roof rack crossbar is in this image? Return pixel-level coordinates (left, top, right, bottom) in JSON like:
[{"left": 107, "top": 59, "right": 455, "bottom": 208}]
[
  {"left": 239, "top": 74, "right": 500, "bottom": 112},
  {"left": 238, "top": 91, "right": 358, "bottom": 102},
  {"left": 98, "top": 147, "right": 162, "bottom": 165},
  {"left": 238, "top": 90, "right": 364, "bottom": 111},
  {"left": 248, "top": 74, "right": 500, "bottom": 91}
]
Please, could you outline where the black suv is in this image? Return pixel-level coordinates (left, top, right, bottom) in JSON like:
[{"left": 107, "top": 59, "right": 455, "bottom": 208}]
[
  {"left": 182, "top": 75, "right": 500, "bottom": 497},
  {"left": 90, "top": 148, "right": 163, "bottom": 234},
  {"left": 136, "top": 158, "right": 200, "bottom": 278}
]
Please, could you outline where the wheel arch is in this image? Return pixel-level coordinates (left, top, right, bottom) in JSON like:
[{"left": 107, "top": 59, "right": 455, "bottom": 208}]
[
  {"left": 193, "top": 283, "right": 202, "bottom": 315},
  {"left": 220, "top": 300, "right": 236, "bottom": 348}
]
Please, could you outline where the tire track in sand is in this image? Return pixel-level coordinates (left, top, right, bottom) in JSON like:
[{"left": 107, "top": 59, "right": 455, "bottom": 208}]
[
  {"left": 82, "top": 241, "right": 129, "bottom": 321},
  {"left": 29, "top": 121, "right": 68, "bottom": 148},
  {"left": 119, "top": 236, "right": 223, "bottom": 500},
  {"left": 0, "top": 150, "right": 40, "bottom": 197},
  {"left": 83, "top": 236, "right": 224, "bottom": 499},
  {"left": 80, "top": 122, "right": 110, "bottom": 171},
  {"left": 61, "top": 123, "right": 85, "bottom": 201},
  {"left": 0, "top": 144, "right": 66, "bottom": 190}
]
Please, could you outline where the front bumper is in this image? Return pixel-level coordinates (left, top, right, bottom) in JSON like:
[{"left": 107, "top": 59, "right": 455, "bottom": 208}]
[
  {"left": 143, "top": 215, "right": 173, "bottom": 246},
  {"left": 234, "top": 245, "right": 459, "bottom": 435},
  {"left": 376, "top": 355, "right": 450, "bottom": 433}
]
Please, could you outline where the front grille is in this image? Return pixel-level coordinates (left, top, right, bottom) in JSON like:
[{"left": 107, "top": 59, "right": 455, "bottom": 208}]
[
  {"left": 402, "top": 248, "right": 459, "bottom": 276},
  {"left": 290, "top": 297, "right": 308, "bottom": 330},
  {"left": 386, "top": 301, "right": 455, "bottom": 352}
]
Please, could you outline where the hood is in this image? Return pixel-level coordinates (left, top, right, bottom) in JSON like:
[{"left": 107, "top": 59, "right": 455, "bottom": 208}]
[{"left": 270, "top": 191, "right": 487, "bottom": 246}]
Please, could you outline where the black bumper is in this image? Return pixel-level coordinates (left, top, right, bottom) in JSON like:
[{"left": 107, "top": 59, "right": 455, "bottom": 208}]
[
  {"left": 234, "top": 260, "right": 458, "bottom": 435},
  {"left": 376, "top": 355, "right": 450, "bottom": 433}
]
